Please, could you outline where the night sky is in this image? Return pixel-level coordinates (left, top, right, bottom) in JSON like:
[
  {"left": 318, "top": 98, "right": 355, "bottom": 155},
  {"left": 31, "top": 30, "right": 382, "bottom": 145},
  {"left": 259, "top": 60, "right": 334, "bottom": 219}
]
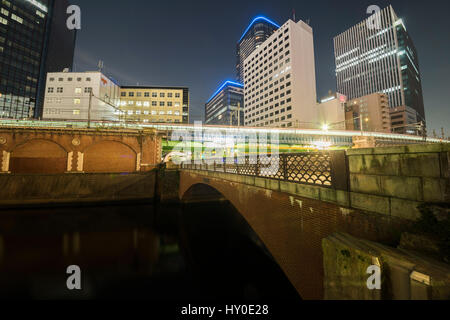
[{"left": 71, "top": 0, "right": 450, "bottom": 136}]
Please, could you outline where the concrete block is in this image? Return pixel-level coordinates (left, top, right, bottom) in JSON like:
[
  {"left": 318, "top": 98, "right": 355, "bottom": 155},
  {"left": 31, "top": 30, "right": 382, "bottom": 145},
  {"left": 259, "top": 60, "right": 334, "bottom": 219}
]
[
  {"left": 255, "top": 177, "right": 266, "bottom": 188},
  {"left": 390, "top": 198, "right": 422, "bottom": 221},
  {"left": 267, "top": 179, "right": 280, "bottom": 191},
  {"left": 280, "top": 181, "right": 296, "bottom": 195},
  {"left": 440, "top": 152, "right": 449, "bottom": 178},
  {"left": 350, "top": 173, "right": 382, "bottom": 195},
  {"left": 381, "top": 176, "right": 423, "bottom": 201},
  {"left": 405, "top": 144, "right": 444, "bottom": 154},
  {"left": 243, "top": 175, "right": 255, "bottom": 186},
  {"left": 350, "top": 192, "right": 390, "bottom": 215},
  {"left": 348, "top": 155, "right": 364, "bottom": 173},
  {"left": 346, "top": 148, "right": 375, "bottom": 156},
  {"left": 336, "top": 190, "right": 350, "bottom": 207},
  {"left": 295, "top": 184, "right": 320, "bottom": 200},
  {"left": 399, "top": 153, "right": 441, "bottom": 178},
  {"left": 422, "top": 178, "right": 446, "bottom": 202},
  {"left": 320, "top": 187, "right": 337, "bottom": 204},
  {"left": 371, "top": 146, "right": 407, "bottom": 155},
  {"left": 349, "top": 154, "right": 400, "bottom": 176}
]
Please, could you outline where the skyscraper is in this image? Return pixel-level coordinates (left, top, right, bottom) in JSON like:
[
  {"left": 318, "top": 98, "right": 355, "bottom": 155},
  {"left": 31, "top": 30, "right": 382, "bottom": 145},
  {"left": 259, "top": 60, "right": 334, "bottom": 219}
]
[
  {"left": 243, "top": 19, "right": 317, "bottom": 128},
  {"left": 205, "top": 81, "right": 243, "bottom": 126},
  {"left": 333, "top": 5, "right": 425, "bottom": 133},
  {"left": 0, "top": 0, "right": 76, "bottom": 119},
  {"left": 236, "top": 16, "right": 279, "bottom": 83}
]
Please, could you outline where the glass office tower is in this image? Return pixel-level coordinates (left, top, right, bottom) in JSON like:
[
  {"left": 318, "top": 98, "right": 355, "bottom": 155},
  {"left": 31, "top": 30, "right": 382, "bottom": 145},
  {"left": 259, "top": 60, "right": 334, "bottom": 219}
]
[
  {"left": 334, "top": 5, "right": 425, "bottom": 132},
  {"left": 236, "top": 16, "right": 279, "bottom": 83},
  {"left": 205, "top": 81, "right": 244, "bottom": 126},
  {"left": 0, "top": 0, "right": 76, "bottom": 119}
]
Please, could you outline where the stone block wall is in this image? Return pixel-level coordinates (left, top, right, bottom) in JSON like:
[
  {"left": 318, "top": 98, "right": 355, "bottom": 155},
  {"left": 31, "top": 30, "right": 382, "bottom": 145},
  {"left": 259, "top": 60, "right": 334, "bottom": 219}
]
[
  {"left": 323, "top": 233, "right": 450, "bottom": 300},
  {"left": 347, "top": 144, "right": 450, "bottom": 221}
]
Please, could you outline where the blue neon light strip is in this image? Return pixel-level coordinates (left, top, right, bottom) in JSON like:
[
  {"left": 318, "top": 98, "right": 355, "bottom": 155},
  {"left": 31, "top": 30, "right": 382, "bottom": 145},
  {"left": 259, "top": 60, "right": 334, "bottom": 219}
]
[
  {"left": 238, "top": 16, "right": 280, "bottom": 43},
  {"left": 207, "top": 81, "right": 244, "bottom": 104}
]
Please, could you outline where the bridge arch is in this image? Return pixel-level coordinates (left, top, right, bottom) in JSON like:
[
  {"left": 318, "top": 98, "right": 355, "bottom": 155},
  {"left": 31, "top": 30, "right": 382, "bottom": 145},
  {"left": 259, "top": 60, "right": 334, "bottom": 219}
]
[
  {"left": 10, "top": 139, "right": 68, "bottom": 174},
  {"left": 180, "top": 179, "right": 315, "bottom": 296},
  {"left": 179, "top": 171, "right": 333, "bottom": 300},
  {"left": 181, "top": 182, "right": 302, "bottom": 300},
  {"left": 83, "top": 140, "right": 137, "bottom": 173}
]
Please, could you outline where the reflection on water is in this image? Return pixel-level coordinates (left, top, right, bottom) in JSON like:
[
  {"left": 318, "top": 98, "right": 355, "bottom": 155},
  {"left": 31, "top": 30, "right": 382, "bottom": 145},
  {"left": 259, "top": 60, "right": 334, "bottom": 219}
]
[{"left": 0, "top": 202, "right": 301, "bottom": 301}]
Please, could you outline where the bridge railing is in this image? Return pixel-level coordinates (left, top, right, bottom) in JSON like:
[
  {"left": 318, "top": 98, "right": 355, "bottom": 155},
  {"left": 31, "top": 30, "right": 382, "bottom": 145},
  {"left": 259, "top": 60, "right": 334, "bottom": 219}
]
[{"left": 181, "top": 151, "right": 349, "bottom": 190}]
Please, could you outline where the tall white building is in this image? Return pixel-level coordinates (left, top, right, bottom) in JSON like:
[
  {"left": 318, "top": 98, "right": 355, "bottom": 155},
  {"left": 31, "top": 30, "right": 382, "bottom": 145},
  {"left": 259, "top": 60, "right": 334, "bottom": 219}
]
[
  {"left": 334, "top": 5, "right": 425, "bottom": 133},
  {"left": 243, "top": 19, "right": 317, "bottom": 128},
  {"left": 42, "top": 71, "right": 122, "bottom": 121}
]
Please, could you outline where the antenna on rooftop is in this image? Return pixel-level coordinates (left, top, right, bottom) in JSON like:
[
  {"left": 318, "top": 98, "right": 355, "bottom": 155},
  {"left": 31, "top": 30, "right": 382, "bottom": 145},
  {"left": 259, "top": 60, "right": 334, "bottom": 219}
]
[
  {"left": 98, "top": 60, "right": 104, "bottom": 73},
  {"left": 292, "top": 9, "right": 296, "bottom": 22},
  {"left": 306, "top": 18, "right": 311, "bottom": 25}
]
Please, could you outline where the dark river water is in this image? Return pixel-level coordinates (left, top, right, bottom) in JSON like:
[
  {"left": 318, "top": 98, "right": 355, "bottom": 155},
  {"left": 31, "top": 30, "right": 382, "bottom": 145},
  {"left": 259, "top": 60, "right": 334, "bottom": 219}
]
[{"left": 0, "top": 201, "right": 301, "bottom": 301}]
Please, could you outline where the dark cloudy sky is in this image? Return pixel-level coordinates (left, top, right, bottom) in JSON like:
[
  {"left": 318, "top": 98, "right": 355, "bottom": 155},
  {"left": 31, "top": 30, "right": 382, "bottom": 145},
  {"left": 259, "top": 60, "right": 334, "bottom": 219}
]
[{"left": 71, "top": 0, "right": 450, "bottom": 136}]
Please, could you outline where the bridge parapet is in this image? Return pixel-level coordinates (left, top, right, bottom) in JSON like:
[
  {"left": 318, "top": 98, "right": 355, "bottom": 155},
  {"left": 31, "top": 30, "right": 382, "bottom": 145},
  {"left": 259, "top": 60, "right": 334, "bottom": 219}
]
[
  {"left": 181, "top": 143, "right": 450, "bottom": 221},
  {"left": 182, "top": 151, "right": 349, "bottom": 190}
]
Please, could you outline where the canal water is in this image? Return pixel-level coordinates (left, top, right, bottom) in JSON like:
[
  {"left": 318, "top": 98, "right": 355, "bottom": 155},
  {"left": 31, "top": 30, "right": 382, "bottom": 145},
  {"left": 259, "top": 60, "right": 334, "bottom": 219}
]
[{"left": 0, "top": 201, "right": 301, "bottom": 301}]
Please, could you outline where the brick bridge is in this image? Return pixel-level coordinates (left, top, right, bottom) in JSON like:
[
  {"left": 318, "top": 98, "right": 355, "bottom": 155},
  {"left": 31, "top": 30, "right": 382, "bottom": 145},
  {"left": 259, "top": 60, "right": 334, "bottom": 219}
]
[
  {"left": 179, "top": 144, "right": 450, "bottom": 299},
  {"left": 0, "top": 125, "right": 449, "bottom": 299},
  {"left": 0, "top": 126, "right": 162, "bottom": 174}
]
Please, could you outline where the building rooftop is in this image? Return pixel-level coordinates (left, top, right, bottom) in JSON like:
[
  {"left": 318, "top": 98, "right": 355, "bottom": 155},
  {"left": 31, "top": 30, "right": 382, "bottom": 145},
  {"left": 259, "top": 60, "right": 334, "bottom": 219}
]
[
  {"left": 206, "top": 81, "right": 243, "bottom": 104},
  {"left": 238, "top": 16, "right": 280, "bottom": 43}
]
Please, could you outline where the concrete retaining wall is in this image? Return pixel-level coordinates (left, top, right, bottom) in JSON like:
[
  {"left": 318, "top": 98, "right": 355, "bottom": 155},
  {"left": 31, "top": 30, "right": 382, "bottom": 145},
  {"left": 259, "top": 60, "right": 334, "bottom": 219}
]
[{"left": 0, "top": 172, "right": 156, "bottom": 206}]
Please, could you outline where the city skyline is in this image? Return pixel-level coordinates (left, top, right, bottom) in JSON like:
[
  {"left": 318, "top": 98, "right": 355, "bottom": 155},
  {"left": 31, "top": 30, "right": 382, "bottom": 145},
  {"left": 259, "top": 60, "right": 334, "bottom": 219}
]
[{"left": 70, "top": 0, "right": 450, "bottom": 136}]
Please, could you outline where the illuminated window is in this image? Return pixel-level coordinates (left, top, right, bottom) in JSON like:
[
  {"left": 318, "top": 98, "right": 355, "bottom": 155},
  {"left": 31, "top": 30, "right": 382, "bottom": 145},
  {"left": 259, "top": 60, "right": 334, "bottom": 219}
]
[
  {"left": 75, "top": 88, "right": 82, "bottom": 94},
  {"left": 73, "top": 110, "right": 80, "bottom": 115},
  {"left": 11, "top": 14, "right": 23, "bottom": 24}
]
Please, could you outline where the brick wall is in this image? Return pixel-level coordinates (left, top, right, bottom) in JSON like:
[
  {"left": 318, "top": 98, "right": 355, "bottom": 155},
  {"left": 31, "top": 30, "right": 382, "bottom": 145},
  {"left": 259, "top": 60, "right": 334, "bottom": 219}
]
[
  {"left": 0, "top": 127, "right": 162, "bottom": 174},
  {"left": 179, "top": 170, "right": 410, "bottom": 300}
]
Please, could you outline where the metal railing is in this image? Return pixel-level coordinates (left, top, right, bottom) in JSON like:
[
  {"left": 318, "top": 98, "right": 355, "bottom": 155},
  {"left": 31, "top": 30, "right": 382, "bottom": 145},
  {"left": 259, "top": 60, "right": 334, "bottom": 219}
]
[{"left": 181, "top": 152, "right": 345, "bottom": 188}]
